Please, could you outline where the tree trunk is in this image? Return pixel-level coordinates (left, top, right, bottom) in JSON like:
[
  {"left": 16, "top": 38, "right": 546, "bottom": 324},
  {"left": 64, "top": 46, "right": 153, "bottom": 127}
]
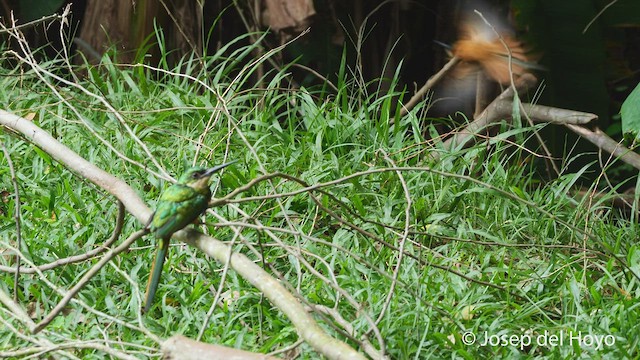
[{"left": 76, "top": 0, "right": 163, "bottom": 64}]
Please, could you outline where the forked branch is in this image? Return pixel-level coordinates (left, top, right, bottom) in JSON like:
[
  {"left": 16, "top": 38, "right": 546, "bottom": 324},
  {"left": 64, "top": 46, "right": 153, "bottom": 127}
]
[{"left": 0, "top": 110, "right": 365, "bottom": 359}]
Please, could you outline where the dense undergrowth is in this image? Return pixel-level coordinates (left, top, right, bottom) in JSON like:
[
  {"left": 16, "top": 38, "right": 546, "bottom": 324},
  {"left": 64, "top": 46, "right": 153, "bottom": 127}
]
[{"left": 1, "top": 31, "right": 639, "bottom": 359}]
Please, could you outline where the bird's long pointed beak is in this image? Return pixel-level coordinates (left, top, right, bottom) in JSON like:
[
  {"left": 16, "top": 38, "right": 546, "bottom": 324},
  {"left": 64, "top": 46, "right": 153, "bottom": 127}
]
[{"left": 203, "top": 160, "right": 238, "bottom": 176}]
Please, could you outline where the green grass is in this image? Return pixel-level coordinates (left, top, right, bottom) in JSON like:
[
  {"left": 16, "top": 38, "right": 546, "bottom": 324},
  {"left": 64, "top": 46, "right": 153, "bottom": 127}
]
[{"left": 1, "top": 31, "right": 639, "bottom": 359}]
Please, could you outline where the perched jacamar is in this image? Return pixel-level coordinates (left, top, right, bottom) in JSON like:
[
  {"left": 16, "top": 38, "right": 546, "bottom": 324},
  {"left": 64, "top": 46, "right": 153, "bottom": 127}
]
[{"left": 143, "top": 161, "right": 237, "bottom": 313}]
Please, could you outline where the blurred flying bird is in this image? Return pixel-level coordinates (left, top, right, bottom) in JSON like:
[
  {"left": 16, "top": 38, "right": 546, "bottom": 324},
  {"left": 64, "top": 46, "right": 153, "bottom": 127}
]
[{"left": 448, "top": 17, "right": 543, "bottom": 85}]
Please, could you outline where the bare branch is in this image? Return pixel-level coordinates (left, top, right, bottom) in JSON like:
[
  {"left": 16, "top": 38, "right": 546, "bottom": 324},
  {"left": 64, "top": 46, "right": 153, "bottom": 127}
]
[
  {"left": 162, "top": 335, "right": 280, "bottom": 360},
  {"left": 566, "top": 125, "right": 640, "bottom": 171},
  {"left": 0, "top": 111, "right": 152, "bottom": 221},
  {"left": 495, "top": 101, "right": 597, "bottom": 125}
]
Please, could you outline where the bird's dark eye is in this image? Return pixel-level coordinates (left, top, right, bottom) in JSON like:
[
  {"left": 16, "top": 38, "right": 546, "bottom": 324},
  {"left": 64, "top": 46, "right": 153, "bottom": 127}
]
[{"left": 192, "top": 171, "right": 202, "bottom": 178}]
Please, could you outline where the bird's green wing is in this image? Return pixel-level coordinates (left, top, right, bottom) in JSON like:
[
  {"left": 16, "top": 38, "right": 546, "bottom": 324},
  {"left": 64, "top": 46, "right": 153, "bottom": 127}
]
[
  {"left": 152, "top": 185, "right": 197, "bottom": 235},
  {"left": 151, "top": 184, "right": 209, "bottom": 239}
]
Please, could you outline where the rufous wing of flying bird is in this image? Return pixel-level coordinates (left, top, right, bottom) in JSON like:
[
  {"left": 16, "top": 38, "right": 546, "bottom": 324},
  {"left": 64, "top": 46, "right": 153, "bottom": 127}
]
[{"left": 449, "top": 18, "right": 542, "bottom": 85}]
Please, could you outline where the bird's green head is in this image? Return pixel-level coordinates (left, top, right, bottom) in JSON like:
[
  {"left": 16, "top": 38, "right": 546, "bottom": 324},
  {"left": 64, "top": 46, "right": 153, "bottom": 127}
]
[{"left": 178, "top": 160, "right": 237, "bottom": 190}]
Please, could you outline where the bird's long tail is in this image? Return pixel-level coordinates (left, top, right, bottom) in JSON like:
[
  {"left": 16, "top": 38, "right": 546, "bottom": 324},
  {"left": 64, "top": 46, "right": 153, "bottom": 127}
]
[{"left": 143, "top": 238, "right": 169, "bottom": 312}]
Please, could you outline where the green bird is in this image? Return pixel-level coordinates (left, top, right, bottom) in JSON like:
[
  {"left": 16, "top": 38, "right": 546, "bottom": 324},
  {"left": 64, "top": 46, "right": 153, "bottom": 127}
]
[{"left": 144, "top": 161, "right": 237, "bottom": 313}]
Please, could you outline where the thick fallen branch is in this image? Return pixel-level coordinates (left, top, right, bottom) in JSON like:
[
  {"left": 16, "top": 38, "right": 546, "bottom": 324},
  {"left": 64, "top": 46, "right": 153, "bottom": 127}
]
[{"left": 0, "top": 110, "right": 366, "bottom": 360}]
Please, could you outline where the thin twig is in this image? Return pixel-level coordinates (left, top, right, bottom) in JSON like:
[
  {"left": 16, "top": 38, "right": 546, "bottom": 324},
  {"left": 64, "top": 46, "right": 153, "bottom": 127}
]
[
  {"left": 373, "top": 150, "right": 410, "bottom": 331},
  {"left": 292, "top": 63, "right": 339, "bottom": 92},
  {"left": 196, "top": 230, "right": 240, "bottom": 341},
  {"left": 313, "top": 305, "right": 389, "bottom": 360},
  {"left": 217, "top": 220, "right": 462, "bottom": 325},
  {"left": 158, "top": 0, "right": 202, "bottom": 57},
  {"left": 252, "top": 221, "right": 385, "bottom": 354},
  {"left": 1, "top": 25, "right": 171, "bottom": 182},
  {"left": 0, "top": 314, "right": 81, "bottom": 360},
  {"left": 583, "top": 0, "right": 618, "bottom": 34},
  {"left": 473, "top": 10, "right": 516, "bottom": 90},
  {"left": 0, "top": 287, "right": 35, "bottom": 328},
  {"left": 219, "top": 165, "right": 639, "bottom": 282},
  {"left": 1, "top": 141, "right": 21, "bottom": 300},
  {"left": 0, "top": 201, "right": 125, "bottom": 274},
  {"left": 106, "top": 261, "right": 163, "bottom": 346},
  {"left": 267, "top": 338, "right": 304, "bottom": 357},
  {"left": 0, "top": 340, "right": 139, "bottom": 360},
  {"left": 399, "top": 56, "right": 460, "bottom": 116},
  {"left": 33, "top": 229, "right": 148, "bottom": 333},
  {"left": 473, "top": 10, "right": 560, "bottom": 176},
  {"left": 0, "top": 10, "right": 65, "bottom": 34}
]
